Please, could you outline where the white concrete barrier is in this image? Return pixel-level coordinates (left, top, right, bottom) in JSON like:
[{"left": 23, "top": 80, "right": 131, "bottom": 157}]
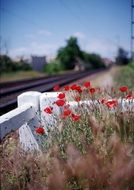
[
  {"left": 40, "top": 92, "right": 62, "bottom": 130},
  {"left": 18, "top": 91, "right": 42, "bottom": 151},
  {"left": 0, "top": 105, "right": 35, "bottom": 140}
]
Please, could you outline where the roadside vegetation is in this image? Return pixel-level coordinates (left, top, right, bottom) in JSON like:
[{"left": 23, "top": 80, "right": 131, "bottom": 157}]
[
  {"left": 0, "top": 71, "right": 46, "bottom": 82},
  {"left": 111, "top": 47, "right": 134, "bottom": 89},
  {"left": 1, "top": 80, "right": 134, "bottom": 190},
  {"left": 0, "top": 55, "right": 31, "bottom": 73},
  {"left": 114, "top": 61, "right": 134, "bottom": 89}
]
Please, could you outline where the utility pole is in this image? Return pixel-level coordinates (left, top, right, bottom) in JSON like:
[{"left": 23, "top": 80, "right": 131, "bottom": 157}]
[{"left": 131, "top": 0, "right": 134, "bottom": 59}]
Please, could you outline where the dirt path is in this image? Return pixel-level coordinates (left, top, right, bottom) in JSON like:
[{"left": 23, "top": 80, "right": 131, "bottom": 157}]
[{"left": 68, "top": 67, "right": 116, "bottom": 88}]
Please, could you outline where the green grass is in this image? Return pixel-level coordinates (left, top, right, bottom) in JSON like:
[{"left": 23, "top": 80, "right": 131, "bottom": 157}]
[
  {"left": 0, "top": 71, "right": 46, "bottom": 82},
  {"left": 114, "top": 64, "right": 134, "bottom": 89}
]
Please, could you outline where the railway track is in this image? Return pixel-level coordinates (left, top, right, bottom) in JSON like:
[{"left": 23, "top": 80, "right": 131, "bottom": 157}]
[
  {"left": 0, "top": 69, "right": 105, "bottom": 115},
  {"left": 0, "top": 71, "right": 75, "bottom": 89}
]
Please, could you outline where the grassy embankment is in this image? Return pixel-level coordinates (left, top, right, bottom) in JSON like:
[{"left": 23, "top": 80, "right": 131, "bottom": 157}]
[
  {"left": 114, "top": 61, "right": 134, "bottom": 89},
  {"left": 0, "top": 69, "right": 82, "bottom": 83},
  {"left": 0, "top": 71, "right": 46, "bottom": 82}
]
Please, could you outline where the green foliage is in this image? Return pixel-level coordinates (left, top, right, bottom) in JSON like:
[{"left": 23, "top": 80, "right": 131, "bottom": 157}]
[
  {"left": 81, "top": 51, "right": 105, "bottom": 69},
  {"left": 0, "top": 37, "right": 106, "bottom": 75},
  {"left": 18, "top": 59, "right": 32, "bottom": 71},
  {"left": 0, "top": 55, "right": 31, "bottom": 74},
  {"left": 1, "top": 71, "right": 45, "bottom": 82},
  {"left": 115, "top": 47, "right": 129, "bottom": 65},
  {"left": 57, "top": 37, "right": 83, "bottom": 70},
  {"left": 114, "top": 65, "right": 134, "bottom": 89},
  {"left": 41, "top": 115, "right": 93, "bottom": 158},
  {"left": 57, "top": 36, "right": 105, "bottom": 70},
  {"left": 129, "top": 60, "right": 134, "bottom": 69},
  {"left": 44, "top": 59, "right": 65, "bottom": 74},
  {"left": 0, "top": 55, "right": 13, "bottom": 72}
]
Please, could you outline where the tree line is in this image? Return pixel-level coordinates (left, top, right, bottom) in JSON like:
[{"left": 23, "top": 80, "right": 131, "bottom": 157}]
[
  {"left": 0, "top": 55, "right": 31, "bottom": 73},
  {"left": 44, "top": 37, "right": 106, "bottom": 74},
  {"left": 0, "top": 36, "right": 130, "bottom": 74},
  {"left": 44, "top": 36, "right": 130, "bottom": 74}
]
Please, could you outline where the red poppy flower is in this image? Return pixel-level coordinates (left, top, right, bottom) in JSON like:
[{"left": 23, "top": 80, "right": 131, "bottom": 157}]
[
  {"left": 64, "top": 104, "right": 70, "bottom": 109},
  {"left": 35, "top": 127, "right": 45, "bottom": 135},
  {"left": 119, "top": 86, "right": 128, "bottom": 92},
  {"left": 57, "top": 93, "right": 65, "bottom": 99},
  {"left": 53, "top": 85, "right": 60, "bottom": 91},
  {"left": 75, "top": 85, "right": 82, "bottom": 93},
  {"left": 60, "top": 114, "right": 66, "bottom": 119},
  {"left": 70, "top": 84, "right": 76, "bottom": 90},
  {"left": 125, "top": 93, "right": 133, "bottom": 99},
  {"left": 44, "top": 106, "right": 53, "bottom": 114},
  {"left": 63, "top": 109, "right": 72, "bottom": 116},
  {"left": 71, "top": 113, "right": 81, "bottom": 121},
  {"left": 105, "top": 100, "right": 118, "bottom": 109},
  {"left": 55, "top": 99, "right": 65, "bottom": 106},
  {"left": 64, "top": 85, "right": 70, "bottom": 91},
  {"left": 89, "top": 88, "right": 96, "bottom": 94},
  {"left": 100, "top": 98, "right": 107, "bottom": 104},
  {"left": 83, "top": 81, "right": 91, "bottom": 88},
  {"left": 75, "top": 96, "right": 81, "bottom": 102}
]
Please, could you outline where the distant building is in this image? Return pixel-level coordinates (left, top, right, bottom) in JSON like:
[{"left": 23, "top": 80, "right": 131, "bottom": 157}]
[
  {"left": 31, "top": 56, "right": 47, "bottom": 71},
  {"left": 102, "top": 58, "right": 113, "bottom": 67},
  {"left": 74, "top": 57, "right": 85, "bottom": 71}
]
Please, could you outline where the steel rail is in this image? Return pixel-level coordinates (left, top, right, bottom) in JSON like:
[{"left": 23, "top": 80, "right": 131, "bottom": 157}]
[
  {"left": 0, "top": 71, "right": 76, "bottom": 89},
  {"left": 0, "top": 73, "right": 77, "bottom": 96}
]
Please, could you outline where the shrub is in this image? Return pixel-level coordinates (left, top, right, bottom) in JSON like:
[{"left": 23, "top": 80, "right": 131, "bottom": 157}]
[
  {"left": 0, "top": 55, "right": 31, "bottom": 73},
  {"left": 44, "top": 59, "right": 65, "bottom": 74},
  {"left": 115, "top": 47, "right": 129, "bottom": 65}
]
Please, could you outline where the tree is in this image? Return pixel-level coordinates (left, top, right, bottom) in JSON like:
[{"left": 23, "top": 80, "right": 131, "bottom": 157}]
[
  {"left": 44, "top": 59, "right": 64, "bottom": 74},
  {"left": 56, "top": 36, "right": 106, "bottom": 70},
  {"left": 115, "top": 47, "right": 129, "bottom": 65},
  {"left": 0, "top": 55, "right": 31, "bottom": 73},
  {"left": 81, "top": 51, "right": 105, "bottom": 69},
  {"left": 57, "top": 37, "right": 82, "bottom": 70},
  {"left": 0, "top": 55, "right": 13, "bottom": 73}
]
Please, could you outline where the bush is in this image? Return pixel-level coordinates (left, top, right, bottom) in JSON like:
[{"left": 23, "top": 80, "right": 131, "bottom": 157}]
[
  {"left": 44, "top": 59, "right": 65, "bottom": 74},
  {"left": 115, "top": 47, "right": 129, "bottom": 65},
  {"left": 57, "top": 37, "right": 82, "bottom": 70},
  {"left": 56, "top": 37, "right": 106, "bottom": 70},
  {"left": 0, "top": 55, "right": 31, "bottom": 73},
  {"left": 82, "top": 52, "right": 105, "bottom": 69}
]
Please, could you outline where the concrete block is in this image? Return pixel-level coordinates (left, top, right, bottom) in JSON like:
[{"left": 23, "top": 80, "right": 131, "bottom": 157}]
[
  {"left": 40, "top": 92, "right": 62, "bottom": 130},
  {"left": 17, "top": 91, "right": 42, "bottom": 150}
]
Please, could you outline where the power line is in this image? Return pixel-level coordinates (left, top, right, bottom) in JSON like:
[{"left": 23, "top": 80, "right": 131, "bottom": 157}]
[
  {"left": 58, "top": 0, "right": 91, "bottom": 33},
  {"left": 0, "top": 7, "right": 42, "bottom": 28},
  {"left": 1, "top": 1, "right": 91, "bottom": 34}
]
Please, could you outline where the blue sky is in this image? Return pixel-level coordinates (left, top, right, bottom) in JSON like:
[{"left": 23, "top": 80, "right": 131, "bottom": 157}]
[{"left": 0, "top": 0, "right": 130, "bottom": 60}]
